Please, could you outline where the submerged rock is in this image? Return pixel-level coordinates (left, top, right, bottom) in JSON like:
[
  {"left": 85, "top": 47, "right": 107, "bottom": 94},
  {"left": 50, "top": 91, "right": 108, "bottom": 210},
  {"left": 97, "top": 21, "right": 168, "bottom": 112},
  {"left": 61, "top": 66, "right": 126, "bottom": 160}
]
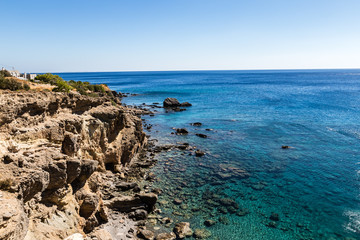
[
  {"left": 193, "top": 229, "right": 212, "bottom": 239},
  {"left": 195, "top": 133, "right": 208, "bottom": 138},
  {"left": 267, "top": 221, "right": 277, "bottom": 228},
  {"left": 236, "top": 208, "right": 250, "bottom": 217},
  {"left": 173, "top": 198, "right": 183, "bottom": 205},
  {"left": 270, "top": 212, "right": 280, "bottom": 221},
  {"left": 204, "top": 219, "right": 216, "bottom": 227},
  {"left": 191, "top": 122, "right": 202, "bottom": 126}
]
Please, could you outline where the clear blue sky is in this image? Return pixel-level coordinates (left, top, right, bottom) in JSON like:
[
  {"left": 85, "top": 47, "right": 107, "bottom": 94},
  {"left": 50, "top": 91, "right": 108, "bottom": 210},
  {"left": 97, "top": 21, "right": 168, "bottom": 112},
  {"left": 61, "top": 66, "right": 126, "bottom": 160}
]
[{"left": 2, "top": 0, "right": 360, "bottom": 72}]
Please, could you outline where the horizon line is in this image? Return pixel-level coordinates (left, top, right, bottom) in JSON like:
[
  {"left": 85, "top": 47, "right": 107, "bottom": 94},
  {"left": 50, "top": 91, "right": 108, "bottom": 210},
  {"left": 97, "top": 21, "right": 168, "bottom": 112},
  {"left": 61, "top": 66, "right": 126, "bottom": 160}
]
[{"left": 49, "top": 67, "right": 360, "bottom": 74}]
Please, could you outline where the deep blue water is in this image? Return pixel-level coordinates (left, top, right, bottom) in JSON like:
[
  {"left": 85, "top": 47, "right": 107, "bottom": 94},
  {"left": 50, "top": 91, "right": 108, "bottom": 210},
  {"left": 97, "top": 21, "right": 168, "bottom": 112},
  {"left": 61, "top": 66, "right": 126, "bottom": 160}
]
[{"left": 58, "top": 70, "right": 360, "bottom": 239}]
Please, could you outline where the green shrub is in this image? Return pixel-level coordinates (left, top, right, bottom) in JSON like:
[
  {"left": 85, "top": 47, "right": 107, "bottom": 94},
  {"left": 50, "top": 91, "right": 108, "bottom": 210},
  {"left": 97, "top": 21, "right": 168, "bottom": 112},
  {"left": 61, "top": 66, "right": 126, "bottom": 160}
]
[
  {"left": 52, "top": 80, "right": 72, "bottom": 92},
  {"left": 0, "top": 70, "right": 11, "bottom": 78},
  {"left": 0, "top": 76, "right": 29, "bottom": 91},
  {"left": 36, "top": 73, "right": 109, "bottom": 96},
  {"left": 24, "top": 83, "right": 30, "bottom": 91},
  {"left": 35, "top": 73, "right": 63, "bottom": 85}
]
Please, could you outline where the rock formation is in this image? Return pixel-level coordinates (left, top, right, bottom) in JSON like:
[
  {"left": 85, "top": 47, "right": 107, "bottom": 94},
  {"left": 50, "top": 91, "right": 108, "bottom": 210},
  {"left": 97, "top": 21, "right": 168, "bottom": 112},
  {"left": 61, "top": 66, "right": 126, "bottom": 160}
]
[{"left": 0, "top": 91, "right": 149, "bottom": 239}]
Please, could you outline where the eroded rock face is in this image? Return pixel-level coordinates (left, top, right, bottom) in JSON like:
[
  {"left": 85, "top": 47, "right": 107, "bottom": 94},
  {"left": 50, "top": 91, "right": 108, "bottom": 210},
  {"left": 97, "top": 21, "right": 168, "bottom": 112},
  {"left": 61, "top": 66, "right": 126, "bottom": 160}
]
[{"left": 0, "top": 91, "right": 147, "bottom": 240}]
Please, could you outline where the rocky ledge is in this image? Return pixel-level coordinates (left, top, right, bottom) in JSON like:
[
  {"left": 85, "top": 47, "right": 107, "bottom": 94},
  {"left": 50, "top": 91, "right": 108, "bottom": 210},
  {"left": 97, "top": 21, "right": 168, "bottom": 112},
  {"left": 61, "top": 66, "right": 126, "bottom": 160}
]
[{"left": 0, "top": 91, "right": 155, "bottom": 240}]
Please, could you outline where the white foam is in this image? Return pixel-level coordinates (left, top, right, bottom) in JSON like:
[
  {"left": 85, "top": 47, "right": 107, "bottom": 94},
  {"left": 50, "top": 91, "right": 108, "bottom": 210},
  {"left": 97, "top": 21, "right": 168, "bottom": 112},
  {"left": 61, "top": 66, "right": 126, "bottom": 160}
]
[{"left": 344, "top": 210, "right": 360, "bottom": 233}]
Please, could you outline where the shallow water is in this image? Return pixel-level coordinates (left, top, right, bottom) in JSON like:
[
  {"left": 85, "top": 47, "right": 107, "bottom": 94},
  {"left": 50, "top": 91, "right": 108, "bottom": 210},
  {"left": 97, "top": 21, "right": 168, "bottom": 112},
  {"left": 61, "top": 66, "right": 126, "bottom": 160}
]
[{"left": 59, "top": 70, "right": 360, "bottom": 239}]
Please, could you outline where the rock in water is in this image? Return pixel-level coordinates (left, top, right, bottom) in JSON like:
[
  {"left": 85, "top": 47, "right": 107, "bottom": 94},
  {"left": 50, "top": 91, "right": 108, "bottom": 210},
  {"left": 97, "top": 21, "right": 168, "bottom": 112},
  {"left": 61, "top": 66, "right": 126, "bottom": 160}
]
[
  {"left": 195, "top": 133, "right": 207, "bottom": 138},
  {"left": 173, "top": 222, "right": 193, "bottom": 239},
  {"left": 163, "top": 98, "right": 192, "bottom": 108},
  {"left": 204, "top": 219, "right": 216, "bottom": 227},
  {"left": 195, "top": 150, "right": 205, "bottom": 157},
  {"left": 181, "top": 102, "right": 192, "bottom": 107},
  {"left": 156, "top": 232, "right": 176, "bottom": 240},
  {"left": 163, "top": 98, "right": 181, "bottom": 107},
  {"left": 176, "top": 128, "right": 189, "bottom": 135},
  {"left": 270, "top": 212, "right": 280, "bottom": 221},
  {"left": 193, "top": 229, "right": 212, "bottom": 239}
]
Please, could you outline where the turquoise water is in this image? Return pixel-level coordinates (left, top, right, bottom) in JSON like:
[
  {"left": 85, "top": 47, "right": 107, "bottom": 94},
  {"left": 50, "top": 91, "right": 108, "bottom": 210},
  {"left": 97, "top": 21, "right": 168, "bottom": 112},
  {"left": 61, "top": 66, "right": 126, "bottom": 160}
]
[{"left": 58, "top": 70, "right": 360, "bottom": 239}]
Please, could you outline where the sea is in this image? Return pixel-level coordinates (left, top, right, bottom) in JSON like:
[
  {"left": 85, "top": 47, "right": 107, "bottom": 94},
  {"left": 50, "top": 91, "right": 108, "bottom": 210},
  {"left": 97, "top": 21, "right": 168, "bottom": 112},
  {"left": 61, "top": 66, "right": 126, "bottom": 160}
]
[{"left": 58, "top": 70, "right": 360, "bottom": 240}]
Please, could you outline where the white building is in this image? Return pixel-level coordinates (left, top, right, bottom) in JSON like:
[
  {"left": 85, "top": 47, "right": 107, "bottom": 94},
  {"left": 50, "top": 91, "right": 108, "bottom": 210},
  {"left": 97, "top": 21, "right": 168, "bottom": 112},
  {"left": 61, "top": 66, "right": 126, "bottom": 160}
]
[
  {"left": 9, "top": 70, "right": 20, "bottom": 78},
  {"left": 2, "top": 67, "right": 37, "bottom": 80},
  {"left": 27, "top": 73, "right": 37, "bottom": 80}
]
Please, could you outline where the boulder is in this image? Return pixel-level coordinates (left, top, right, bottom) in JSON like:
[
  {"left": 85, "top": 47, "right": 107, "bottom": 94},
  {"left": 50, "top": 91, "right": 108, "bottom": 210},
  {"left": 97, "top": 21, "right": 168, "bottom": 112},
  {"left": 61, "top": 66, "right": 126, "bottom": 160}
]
[
  {"left": 163, "top": 98, "right": 181, "bottom": 107},
  {"left": 137, "top": 192, "right": 158, "bottom": 211},
  {"left": 138, "top": 229, "right": 155, "bottom": 240},
  {"left": 191, "top": 122, "right": 202, "bottom": 126},
  {"left": 173, "top": 222, "right": 193, "bottom": 239},
  {"left": 163, "top": 98, "right": 192, "bottom": 108},
  {"left": 129, "top": 209, "right": 148, "bottom": 220},
  {"left": 156, "top": 232, "right": 176, "bottom": 240}
]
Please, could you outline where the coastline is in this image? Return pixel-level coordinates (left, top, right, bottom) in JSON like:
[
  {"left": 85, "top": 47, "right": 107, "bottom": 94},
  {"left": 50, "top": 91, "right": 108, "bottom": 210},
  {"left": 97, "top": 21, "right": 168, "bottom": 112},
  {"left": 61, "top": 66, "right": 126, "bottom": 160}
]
[
  {"left": 2, "top": 69, "right": 360, "bottom": 240},
  {"left": 0, "top": 89, "right": 161, "bottom": 240}
]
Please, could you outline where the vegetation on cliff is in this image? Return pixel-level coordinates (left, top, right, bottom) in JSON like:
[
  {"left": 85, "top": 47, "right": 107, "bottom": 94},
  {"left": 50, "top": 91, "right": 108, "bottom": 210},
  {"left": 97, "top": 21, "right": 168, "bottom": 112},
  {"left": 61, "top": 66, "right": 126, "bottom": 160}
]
[
  {"left": 0, "top": 73, "right": 30, "bottom": 91},
  {"left": 35, "top": 73, "right": 107, "bottom": 96}
]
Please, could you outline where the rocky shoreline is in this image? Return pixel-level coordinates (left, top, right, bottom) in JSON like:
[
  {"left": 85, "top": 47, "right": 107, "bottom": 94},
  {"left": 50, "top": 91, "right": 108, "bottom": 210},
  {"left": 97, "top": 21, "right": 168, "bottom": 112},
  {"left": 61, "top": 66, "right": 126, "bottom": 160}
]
[
  {"left": 0, "top": 90, "right": 161, "bottom": 240},
  {"left": 0, "top": 89, "right": 217, "bottom": 240}
]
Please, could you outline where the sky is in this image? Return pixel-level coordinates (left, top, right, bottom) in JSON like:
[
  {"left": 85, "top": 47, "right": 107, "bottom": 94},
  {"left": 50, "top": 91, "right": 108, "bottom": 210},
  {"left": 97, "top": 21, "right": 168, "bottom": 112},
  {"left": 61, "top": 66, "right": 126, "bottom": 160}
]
[{"left": 1, "top": 0, "right": 360, "bottom": 72}]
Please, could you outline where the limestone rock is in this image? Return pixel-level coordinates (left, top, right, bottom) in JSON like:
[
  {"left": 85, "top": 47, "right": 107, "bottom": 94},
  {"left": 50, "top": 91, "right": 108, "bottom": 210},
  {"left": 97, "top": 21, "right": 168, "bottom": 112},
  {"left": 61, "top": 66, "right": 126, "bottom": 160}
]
[
  {"left": 138, "top": 229, "right": 155, "bottom": 240},
  {"left": 0, "top": 91, "right": 147, "bottom": 240},
  {"left": 173, "top": 222, "right": 193, "bottom": 239},
  {"left": 156, "top": 232, "right": 176, "bottom": 240}
]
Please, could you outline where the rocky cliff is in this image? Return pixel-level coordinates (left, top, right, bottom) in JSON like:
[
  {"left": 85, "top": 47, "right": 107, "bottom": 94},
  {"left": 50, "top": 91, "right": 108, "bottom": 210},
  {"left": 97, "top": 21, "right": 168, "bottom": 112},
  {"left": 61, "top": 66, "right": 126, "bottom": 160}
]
[{"left": 0, "top": 91, "right": 150, "bottom": 240}]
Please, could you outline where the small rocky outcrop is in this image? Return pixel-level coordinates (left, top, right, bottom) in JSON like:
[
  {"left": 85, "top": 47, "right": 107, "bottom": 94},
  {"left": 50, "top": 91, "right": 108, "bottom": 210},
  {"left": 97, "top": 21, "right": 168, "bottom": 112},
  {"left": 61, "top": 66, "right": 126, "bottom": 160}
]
[{"left": 163, "top": 98, "right": 192, "bottom": 109}]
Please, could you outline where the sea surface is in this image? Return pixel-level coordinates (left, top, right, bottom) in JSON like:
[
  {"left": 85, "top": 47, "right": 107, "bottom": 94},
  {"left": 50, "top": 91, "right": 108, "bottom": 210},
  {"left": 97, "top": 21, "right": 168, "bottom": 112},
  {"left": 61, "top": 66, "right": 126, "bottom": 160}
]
[{"left": 58, "top": 70, "right": 360, "bottom": 240}]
